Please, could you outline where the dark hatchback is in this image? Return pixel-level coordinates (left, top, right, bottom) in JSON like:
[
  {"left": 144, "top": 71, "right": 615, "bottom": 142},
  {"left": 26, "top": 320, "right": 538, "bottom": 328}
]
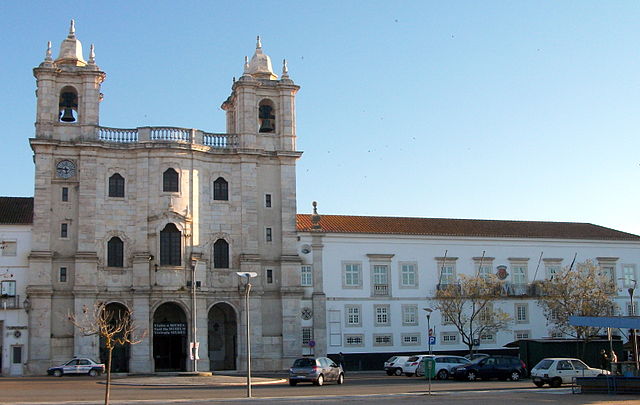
[{"left": 453, "top": 355, "right": 527, "bottom": 381}]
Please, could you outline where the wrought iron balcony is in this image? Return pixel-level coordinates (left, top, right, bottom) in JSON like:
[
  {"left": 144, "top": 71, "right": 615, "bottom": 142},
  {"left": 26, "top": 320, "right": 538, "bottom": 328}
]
[
  {"left": 373, "top": 284, "right": 389, "bottom": 296},
  {"left": 0, "top": 295, "right": 20, "bottom": 309}
]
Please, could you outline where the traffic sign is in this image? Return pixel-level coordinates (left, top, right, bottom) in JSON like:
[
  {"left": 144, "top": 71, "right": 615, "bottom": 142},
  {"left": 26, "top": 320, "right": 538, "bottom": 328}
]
[
  {"left": 428, "top": 336, "right": 436, "bottom": 345},
  {"left": 428, "top": 328, "right": 433, "bottom": 337}
]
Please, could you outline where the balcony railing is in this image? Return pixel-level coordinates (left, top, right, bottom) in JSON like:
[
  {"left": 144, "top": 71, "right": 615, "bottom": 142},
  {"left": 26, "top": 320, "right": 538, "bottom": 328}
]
[
  {"left": 97, "top": 126, "right": 239, "bottom": 149},
  {"left": 0, "top": 295, "right": 20, "bottom": 309},
  {"left": 373, "top": 284, "right": 389, "bottom": 296}
]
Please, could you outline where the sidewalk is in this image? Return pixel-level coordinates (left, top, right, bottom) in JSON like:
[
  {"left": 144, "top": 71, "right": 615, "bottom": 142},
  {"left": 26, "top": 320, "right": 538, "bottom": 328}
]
[{"left": 109, "top": 372, "right": 286, "bottom": 386}]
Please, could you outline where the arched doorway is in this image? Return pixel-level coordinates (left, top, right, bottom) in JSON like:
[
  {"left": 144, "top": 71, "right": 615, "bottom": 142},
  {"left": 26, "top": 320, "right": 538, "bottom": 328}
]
[
  {"left": 208, "top": 303, "right": 237, "bottom": 370},
  {"left": 153, "top": 302, "right": 187, "bottom": 372},
  {"left": 99, "top": 303, "right": 130, "bottom": 372}
]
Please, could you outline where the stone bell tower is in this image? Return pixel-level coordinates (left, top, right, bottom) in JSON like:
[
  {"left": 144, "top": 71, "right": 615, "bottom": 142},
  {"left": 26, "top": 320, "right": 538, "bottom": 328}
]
[
  {"left": 33, "top": 20, "right": 106, "bottom": 141},
  {"left": 27, "top": 21, "right": 106, "bottom": 374}
]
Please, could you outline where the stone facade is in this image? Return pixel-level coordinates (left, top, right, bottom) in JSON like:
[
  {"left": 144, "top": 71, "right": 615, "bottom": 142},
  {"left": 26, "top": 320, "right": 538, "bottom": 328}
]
[{"left": 26, "top": 24, "right": 304, "bottom": 374}]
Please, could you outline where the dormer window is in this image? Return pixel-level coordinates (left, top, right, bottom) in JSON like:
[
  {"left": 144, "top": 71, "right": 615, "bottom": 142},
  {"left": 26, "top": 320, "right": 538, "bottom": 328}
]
[
  {"left": 258, "top": 100, "right": 275, "bottom": 133},
  {"left": 59, "top": 86, "right": 78, "bottom": 123}
]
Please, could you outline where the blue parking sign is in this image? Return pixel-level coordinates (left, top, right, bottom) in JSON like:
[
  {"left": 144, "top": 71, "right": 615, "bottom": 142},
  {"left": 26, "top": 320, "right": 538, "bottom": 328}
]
[{"left": 429, "top": 336, "right": 436, "bottom": 345}]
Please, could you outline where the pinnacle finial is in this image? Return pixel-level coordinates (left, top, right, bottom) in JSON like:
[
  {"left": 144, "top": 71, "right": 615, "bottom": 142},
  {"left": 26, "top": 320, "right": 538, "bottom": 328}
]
[
  {"left": 311, "top": 201, "right": 321, "bottom": 230},
  {"left": 88, "top": 44, "right": 95, "bottom": 64},
  {"left": 45, "top": 41, "right": 53, "bottom": 61},
  {"left": 69, "top": 19, "right": 76, "bottom": 37},
  {"left": 282, "top": 59, "right": 289, "bottom": 77},
  {"left": 312, "top": 201, "right": 318, "bottom": 215},
  {"left": 243, "top": 56, "right": 249, "bottom": 73},
  {"left": 256, "top": 35, "right": 262, "bottom": 49}
]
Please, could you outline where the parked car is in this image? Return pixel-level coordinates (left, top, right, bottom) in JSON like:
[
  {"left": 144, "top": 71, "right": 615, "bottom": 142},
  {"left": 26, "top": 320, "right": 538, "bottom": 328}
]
[
  {"left": 403, "top": 354, "right": 429, "bottom": 376},
  {"left": 384, "top": 355, "right": 410, "bottom": 376},
  {"left": 416, "top": 355, "right": 471, "bottom": 380},
  {"left": 453, "top": 355, "right": 527, "bottom": 381},
  {"left": 530, "top": 358, "right": 610, "bottom": 387},
  {"left": 464, "top": 353, "right": 490, "bottom": 361},
  {"left": 47, "top": 358, "right": 105, "bottom": 377},
  {"left": 288, "top": 357, "right": 344, "bottom": 386}
]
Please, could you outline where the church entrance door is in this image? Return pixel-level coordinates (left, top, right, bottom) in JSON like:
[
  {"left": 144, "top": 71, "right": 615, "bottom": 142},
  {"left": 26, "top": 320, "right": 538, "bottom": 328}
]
[
  {"left": 99, "top": 303, "right": 130, "bottom": 372},
  {"left": 208, "top": 303, "right": 237, "bottom": 370},
  {"left": 153, "top": 302, "right": 187, "bottom": 372}
]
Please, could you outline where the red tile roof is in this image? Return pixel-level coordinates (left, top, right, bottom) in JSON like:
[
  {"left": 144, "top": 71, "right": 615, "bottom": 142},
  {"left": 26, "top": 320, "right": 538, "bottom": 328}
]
[
  {"left": 296, "top": 214, "right": 640, "bottom": 241},
  {"left": 0, "top": 197, "right": 34, "bottom": 224}
]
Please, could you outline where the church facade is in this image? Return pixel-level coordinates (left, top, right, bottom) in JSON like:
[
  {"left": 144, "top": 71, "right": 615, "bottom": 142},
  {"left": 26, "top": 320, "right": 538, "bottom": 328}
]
[{"left": 26, "top": 23, "right": 308, "bottom": 374}]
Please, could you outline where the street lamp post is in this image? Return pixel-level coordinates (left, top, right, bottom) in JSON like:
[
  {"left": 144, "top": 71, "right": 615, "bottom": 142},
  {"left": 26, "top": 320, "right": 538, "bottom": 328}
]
[
  {"left": 191, "top": 259, "right": 198, "bottom": 373},
  {"left": 237, "top": 272, "right": 257, "bottom": 398},
  {"left": 628, "top": 280, "right": 639, "bottom": 371},
  {"left": 423, "top": 308, "right": 433, "bottom": 355}
]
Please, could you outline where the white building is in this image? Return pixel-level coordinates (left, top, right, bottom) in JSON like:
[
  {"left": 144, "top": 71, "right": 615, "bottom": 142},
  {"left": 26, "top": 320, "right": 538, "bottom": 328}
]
[
  {"left": 297, "top": 211, "right": 640, "bottom": 368},
  {"left": 0, "top": 197, "right": 32, "bottom": 375}
]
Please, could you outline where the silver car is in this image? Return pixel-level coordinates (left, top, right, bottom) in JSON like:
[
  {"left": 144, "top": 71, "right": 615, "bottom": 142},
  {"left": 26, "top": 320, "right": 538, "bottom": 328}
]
[{"left": 288, "top": 357, "right": 345, "bottom": 386}]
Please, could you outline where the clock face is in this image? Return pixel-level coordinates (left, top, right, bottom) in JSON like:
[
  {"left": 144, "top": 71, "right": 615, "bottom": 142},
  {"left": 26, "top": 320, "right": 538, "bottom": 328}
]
[{"left": 56, "top": 160, "right": 76, "bottom": 179}]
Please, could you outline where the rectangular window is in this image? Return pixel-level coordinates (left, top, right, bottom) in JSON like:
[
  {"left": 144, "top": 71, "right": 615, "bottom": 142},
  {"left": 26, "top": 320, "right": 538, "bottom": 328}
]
[
  {"left": 512, "top": 265, "right": 528, "bottom": 285},
  {"left": 374, "top": 305, "right": 390, "bottom": 326},
  {"left": 480, "top": 333, "right": 495, "bottom": 343},
  {"left": 61, "top": 187, "right": 69, "bottom": 201},
  {"left": 442, "top": 313, "right": 454, "bottom": 325},
  {"left": 515, "top": 303, "right": 528, "bottom": 323},
  {"left": 60, "top": 223, "right": 68, "bottom": 238},
  {"left": 401, "top": 333, "right": 420, "bottom": 346},
  {"left": 623, "top": 265, "right": 636, "bottom": 287},
  {"left": 265, "top": 228, "right": 272, "bottom": 242},
  {"left": 12, "top": 346, "right": 22, "bottom": 364},
  {"left": 373, "top": 334, "right": 393, "bottom": 346},
  {"left": 372, "top": 265, "right": 389, "bottom": 296},
  {"left": 550, "top": 331, "right": 564, "bottom": 338},
  {"left": 266, "top": 269, "right": 273, "bottom": 284},
  {"left": 545, "top": 264, "right": 561, "bottom": 280},
  {"left": 402, "top": 305, "right": 418, "bottom": 326},
  {"left": 514, "top": 330, "right": 530, "bottom": 340},
  {"left": 265, "top": 194, "right": 272, "bottom": 208},
  {"left": 437, "top": 259, "right": 457, "bottom": 285},
  {"left": 628, "top": 303, "right": 638, "bottom": 316},
  {"left": 478, "top": 265, "right": 493, "bottom": 279},
  {"left": 302, "top": 327, "right": 313, "bottom": 345},
  {"left": 345, "top": 305, "right": 361, "bottom": 327},
  {"left": 400, "top": 263, "right": 417, "bottom": 287},
  {"left": 1, "top": 280, "right": 16, "bottom": 296},
  {"left": 343, "top": 263, "right": 362, "bottom": 288},
  {"left": 344, "top": 334, "right": 364, "bottom": 347},
  {"left": 1, "top": 241, "right": 17, "bottom": 256},
  {"left": 300, "top": 265, "right": 313, "bottom": 286},
  {"left": 59, "top": 267, "right": 67, "bottom": 283},
  {"left": 442, "top": 332, "right": 458, "bottom": 345},
  {"left": 479, "top": 306, "right": 492, "bottom": 323}
]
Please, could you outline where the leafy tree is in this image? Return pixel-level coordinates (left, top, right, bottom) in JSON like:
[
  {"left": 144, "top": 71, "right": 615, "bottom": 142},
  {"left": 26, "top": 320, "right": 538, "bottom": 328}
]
[
  {"left": 68, "top": 303, "right": 147, "bottom": 405},
  {"left": 537, "top": 259, "right": 617, "bottom": 341},
  {"left": 432, "top": 274, "right": 511, "bottom": 355}
]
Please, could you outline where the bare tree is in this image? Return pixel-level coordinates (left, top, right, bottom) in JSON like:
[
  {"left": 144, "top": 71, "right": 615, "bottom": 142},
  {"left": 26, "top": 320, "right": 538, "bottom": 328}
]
[
  {"left": 537, "top": 259, "right": 617, "bottom": 341},
  {"left": 432, "top": 274, "right": 511, "bottom": 355},
  {"left": 68, "top": 303, "right": 147, "bottom": 405}
]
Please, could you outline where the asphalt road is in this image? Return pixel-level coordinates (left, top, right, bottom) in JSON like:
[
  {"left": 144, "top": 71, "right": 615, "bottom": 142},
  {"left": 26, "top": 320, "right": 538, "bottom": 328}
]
[{"left": 1, "top": 373, "right": 638, "bottom": 405}]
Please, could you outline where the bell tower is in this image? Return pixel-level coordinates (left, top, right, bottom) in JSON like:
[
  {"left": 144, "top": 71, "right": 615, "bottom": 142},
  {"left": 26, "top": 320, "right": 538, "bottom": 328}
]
[
  {"left": 221, "top": 36, "right": 299, "bottom": 151},
  {"left": 33, "top": 20, "right": 106, "bottom": 141}
]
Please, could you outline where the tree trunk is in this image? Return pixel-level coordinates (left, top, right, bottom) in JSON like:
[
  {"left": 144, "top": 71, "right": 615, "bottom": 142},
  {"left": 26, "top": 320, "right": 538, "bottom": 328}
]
[{"left": 105, "top": 347, "right": 113, "bottom": 405}]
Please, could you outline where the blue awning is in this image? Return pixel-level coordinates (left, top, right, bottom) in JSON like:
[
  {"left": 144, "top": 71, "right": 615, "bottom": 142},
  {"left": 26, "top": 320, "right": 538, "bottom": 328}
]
[{"left": 569, "top": 316, "right": 640, "bottom": 329}]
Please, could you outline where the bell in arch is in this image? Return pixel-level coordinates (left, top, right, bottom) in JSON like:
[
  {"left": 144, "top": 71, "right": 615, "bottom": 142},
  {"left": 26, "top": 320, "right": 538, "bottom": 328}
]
[
  {"left": 258, "top": 104, "right": 275, "bottom": 133},
  {"left": 59, "top": 91, "right": 78, "bottom": 123}
]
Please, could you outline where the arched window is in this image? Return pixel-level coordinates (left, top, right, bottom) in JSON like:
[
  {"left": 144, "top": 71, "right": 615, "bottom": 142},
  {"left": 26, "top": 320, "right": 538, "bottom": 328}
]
[
  {"left": 258, "top": 99, "right": 275, "bottom": 133},
  {"left": 59, "top": 86, "right": 79, "bottom": 123},
  {"left": 107, "top": 237, "right": 124, "bottom": 267},
  {"left": 109, "top": 173, "right": 125, "bottom": 197},
  {"left": 213, "top": 239, "right": 229, "bottom": 269},
  {"left": 163, "top": 168, "right": 179, "bottom": 192},
  {"left": 213, "top": 177, "right": 228, "bottom": 201},
  {"left": 160, "top": 223, "right": 181, "bottom": 266}
]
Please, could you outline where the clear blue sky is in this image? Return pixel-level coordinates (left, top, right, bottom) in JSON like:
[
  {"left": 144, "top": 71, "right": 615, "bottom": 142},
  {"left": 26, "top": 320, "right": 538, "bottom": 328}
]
[{"left": 1, "top": 1, "right": 639, "bottom": 234}]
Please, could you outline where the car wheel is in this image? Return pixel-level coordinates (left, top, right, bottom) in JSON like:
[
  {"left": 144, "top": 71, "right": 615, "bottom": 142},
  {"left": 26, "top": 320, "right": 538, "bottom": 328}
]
[
  {"left": 289, "top": 380, "right": 297, "bottom": 386},
  {"left": 416, "top": 368, "right": 424, "bottom": 377},
  {"left": 550, "top": 378, "right": 562, "bottom": 388},
  {"left": 467, "top": 371, "right": 477, "bottom": 381},
  {"left": 337, "top": 373, "right": 344, "bottom": 384},
  {"left": 314, "top": 374, "right": 324, "bottom": 386},
  {"left": 405, "top": 372, "right": 414, "bottom": 377},
  {"left": 53, "top": 369, "right": 63, "bottom": 377},
  {"left": 89, "top": 369, "right": 99, "bottom": 377},
  {"left": 534, "top": 381, "right": 545, "bottom": 387},
  {"left": 394, "top": 368, "right": 403, "bottom": 376},
  {"left": 437, "top": 369, "right": 449, "bottom": 380},
  {"left": 386, "top": 370, "right": 393, "bottom": 376},
  {"left": 509, "top": 371, "right": 521, "bottom": 381}
]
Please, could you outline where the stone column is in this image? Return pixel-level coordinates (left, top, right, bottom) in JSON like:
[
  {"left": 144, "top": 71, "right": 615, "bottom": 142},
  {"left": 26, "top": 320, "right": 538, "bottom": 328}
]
[{"left": 129, "top": 295, "right": 152, "bottom": 373}]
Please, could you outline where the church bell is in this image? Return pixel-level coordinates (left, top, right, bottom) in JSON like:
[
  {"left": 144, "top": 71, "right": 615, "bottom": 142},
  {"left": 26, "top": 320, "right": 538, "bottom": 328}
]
[
  {"left": 259, "top": 119, "right": 275, "bottom": 133},
  {"left": 59, "top": 91, "right": 78, "bottom": 122}
]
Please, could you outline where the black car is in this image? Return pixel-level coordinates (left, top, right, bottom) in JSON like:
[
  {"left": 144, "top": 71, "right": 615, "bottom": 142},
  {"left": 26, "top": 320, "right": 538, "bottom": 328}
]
[{"left": 453, "top": 355, "right": 527, "bottom": 381}]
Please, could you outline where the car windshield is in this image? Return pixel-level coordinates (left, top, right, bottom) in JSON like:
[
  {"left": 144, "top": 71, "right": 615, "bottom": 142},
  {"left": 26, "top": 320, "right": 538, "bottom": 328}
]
[
  {"left": 386, "top": 356, "right": 398, "bottom": 363},
  {"left": 407, "top": 356, "right": 420, "bottom": 362},
  {"left": 293, "top": 358, "right": 315, "bottom": 368},
  {"left": 534, "top": 359, "right": 554, "bottom": 370}
]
